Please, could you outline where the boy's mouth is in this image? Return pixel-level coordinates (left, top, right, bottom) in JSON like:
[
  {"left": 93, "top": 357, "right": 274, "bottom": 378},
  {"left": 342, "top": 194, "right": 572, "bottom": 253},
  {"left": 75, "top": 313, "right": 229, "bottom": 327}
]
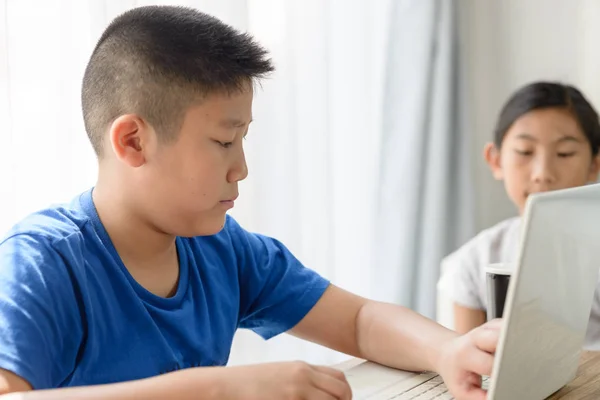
[
  {"left": 220, "top": 195, "right": 238, "bottom": 209},
  {"left": 219, "top": 200, "right": 235, "bottom": 209}
]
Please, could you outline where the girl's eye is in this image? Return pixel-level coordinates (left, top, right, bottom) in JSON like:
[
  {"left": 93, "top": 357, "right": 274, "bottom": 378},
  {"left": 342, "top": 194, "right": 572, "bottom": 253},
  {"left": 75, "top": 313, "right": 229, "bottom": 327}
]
[
  {"left": 514, "top": 149, "right": 533, "bottom": 156},
  {"left": 558, "top": 152, "right": 576, "bottom": 158}
]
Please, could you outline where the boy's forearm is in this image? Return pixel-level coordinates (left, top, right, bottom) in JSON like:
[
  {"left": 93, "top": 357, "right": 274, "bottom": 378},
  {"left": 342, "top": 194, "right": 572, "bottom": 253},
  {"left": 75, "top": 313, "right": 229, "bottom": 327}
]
[
  {"left": 0, "top": 367, "right": 223, "bottom": 400},
  {"left": 355, "top": 301, "right": 459, "bottom": 373}
]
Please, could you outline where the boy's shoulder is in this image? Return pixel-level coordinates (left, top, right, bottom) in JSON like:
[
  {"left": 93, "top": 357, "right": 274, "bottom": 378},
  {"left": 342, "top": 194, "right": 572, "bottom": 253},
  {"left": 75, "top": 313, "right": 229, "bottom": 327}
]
[
  {"left": 1, "top": 192, "right": 91, "bottom": 249},
  {"left": 210, "top": 215, "right": 283, "bottom": 258},
  {"left": 443, "top": 216, "right": 521, "bottom": 268}
]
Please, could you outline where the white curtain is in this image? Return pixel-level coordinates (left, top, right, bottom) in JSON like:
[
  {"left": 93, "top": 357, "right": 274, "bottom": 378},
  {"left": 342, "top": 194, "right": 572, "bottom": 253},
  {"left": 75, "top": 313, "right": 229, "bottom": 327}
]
[
  {"left": 227, "top": 0, "right": 394, "bottom": 366},
  {"left": 372, "top": 1, "right": 475, "bottom": 319},
  {"left": 1, "top": 0, "right": 470, "bottom": 366}
]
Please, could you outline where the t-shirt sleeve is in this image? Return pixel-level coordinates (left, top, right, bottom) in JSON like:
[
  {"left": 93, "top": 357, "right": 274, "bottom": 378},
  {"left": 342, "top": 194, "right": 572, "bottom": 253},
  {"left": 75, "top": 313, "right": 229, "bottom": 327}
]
[
  {"left": 227, "top": 219, "right": 330, "bottom": 340},
  {"left": 0, "top": 234, "right": 83, "bottom": 389},
  {"left": 437, "top": 246, "right": 484, "bottom": 311}
]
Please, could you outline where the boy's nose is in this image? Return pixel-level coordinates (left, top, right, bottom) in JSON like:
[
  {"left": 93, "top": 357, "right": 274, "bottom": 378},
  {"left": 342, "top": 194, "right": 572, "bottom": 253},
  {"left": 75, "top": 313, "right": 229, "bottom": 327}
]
[{"left": 227, "top": 150, "right": 248, "bottom": 183}]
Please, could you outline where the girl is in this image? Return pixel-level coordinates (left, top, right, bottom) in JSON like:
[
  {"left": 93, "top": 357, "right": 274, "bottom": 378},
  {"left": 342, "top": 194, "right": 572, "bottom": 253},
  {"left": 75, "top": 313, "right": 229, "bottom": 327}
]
[{"left": 437, "top": 81, "right": 600, "bottom": 348}]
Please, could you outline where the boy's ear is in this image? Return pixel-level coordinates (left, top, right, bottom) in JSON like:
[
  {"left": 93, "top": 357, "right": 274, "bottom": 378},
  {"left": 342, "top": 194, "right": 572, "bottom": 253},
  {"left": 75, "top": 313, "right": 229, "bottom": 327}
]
[
  {"left": 484, "top": 142, "right": 504, "bottom": 180},
  {"left": 108, "top": 115, "right": 152, "bottom": 167},
  {"left": 588, "top": 153, "right": 600, "bottom": 183}
]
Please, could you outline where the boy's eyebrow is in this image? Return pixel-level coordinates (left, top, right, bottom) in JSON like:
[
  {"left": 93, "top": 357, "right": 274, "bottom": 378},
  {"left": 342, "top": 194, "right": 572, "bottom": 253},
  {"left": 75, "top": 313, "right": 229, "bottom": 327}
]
[{"left": 220, "top": 117, "right": 253, "bottom": 128}]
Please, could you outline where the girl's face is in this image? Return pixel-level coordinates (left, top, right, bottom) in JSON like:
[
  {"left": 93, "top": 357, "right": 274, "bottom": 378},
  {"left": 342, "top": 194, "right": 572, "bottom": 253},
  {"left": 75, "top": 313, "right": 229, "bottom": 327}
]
[{"left": 485, "top": 107, "right": 600, "bottom": 214}]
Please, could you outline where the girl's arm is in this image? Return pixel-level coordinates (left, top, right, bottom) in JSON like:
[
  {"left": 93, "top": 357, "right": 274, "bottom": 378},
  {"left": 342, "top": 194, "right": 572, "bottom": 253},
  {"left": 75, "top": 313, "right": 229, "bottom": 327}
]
[{"left": 453, "top": 303, "right": 486, "bottom": 334}]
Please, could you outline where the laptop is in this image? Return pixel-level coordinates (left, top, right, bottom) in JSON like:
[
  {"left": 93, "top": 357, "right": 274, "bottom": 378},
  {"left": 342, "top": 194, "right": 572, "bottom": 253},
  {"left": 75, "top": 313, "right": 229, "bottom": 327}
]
[{"left": 341, "top": 183, "right": 600, "bottom": 399}]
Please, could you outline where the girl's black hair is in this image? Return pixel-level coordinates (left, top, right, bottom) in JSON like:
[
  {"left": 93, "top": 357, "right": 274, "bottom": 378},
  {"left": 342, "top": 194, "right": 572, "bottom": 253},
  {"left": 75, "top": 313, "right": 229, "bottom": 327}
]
[{"left": 494, "top": 81, "right": 600, "bottom": 156}]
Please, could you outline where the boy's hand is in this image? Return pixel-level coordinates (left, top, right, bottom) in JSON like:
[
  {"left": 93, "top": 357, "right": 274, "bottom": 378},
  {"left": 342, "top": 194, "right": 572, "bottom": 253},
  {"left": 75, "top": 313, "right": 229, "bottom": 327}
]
[
  {"left": 220, "top": 361, "right": 352, "bottom": 400},
  {"left": 436, "top": 319, "right": 502, "bottom": 400}
]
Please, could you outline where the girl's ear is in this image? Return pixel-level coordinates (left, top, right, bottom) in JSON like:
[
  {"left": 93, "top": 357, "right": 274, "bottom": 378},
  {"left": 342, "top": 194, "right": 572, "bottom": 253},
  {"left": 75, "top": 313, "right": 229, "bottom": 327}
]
[
  {"left": 588, "top": 153, "right": 600, "bottom": 183},
  {"left": 484, "top": 142, "right": 504, "bottom": 180}
]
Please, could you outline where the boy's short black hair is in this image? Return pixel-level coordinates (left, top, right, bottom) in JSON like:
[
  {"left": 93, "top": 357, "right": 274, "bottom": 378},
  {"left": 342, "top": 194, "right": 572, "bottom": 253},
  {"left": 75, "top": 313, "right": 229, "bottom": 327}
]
[
  {"left": 494, "top": 81, "right": 600, "bottom": 156},
  {"left": 82, "top": 5, "right": 274, "bottom": 157}
]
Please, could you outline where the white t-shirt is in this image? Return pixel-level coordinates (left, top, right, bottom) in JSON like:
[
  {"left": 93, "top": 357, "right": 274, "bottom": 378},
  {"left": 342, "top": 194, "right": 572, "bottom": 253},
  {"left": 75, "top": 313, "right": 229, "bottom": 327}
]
[{"left": 437, "top": 217, "right": 600, "bottom": 350}]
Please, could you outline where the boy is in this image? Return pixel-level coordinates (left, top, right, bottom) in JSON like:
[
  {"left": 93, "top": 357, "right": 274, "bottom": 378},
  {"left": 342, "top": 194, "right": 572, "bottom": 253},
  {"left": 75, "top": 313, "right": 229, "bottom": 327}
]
[{"left": 0, "top": 6, "right": 499, "bottom": 400}]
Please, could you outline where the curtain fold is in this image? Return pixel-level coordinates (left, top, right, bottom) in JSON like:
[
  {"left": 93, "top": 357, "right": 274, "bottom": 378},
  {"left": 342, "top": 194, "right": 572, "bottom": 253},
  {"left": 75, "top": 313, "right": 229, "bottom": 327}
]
[{"left": 372, "top": 0, "right": 475, "bottom": 319}]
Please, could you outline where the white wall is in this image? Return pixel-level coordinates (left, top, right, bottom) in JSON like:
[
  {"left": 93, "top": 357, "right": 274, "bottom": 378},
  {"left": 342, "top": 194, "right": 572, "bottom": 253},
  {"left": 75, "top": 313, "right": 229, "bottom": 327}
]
[{"left": 459, "top": 0, "right": 600, "bottom": 233}]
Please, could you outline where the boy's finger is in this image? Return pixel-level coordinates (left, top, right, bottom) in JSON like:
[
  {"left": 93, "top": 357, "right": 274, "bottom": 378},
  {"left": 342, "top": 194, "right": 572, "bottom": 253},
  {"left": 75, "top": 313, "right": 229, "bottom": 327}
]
[
  {"left": 472, "top": 327, "right": 500, "bottom": 354},
  {"left": 449, "top": 374, "right": 486, "bottom": 400},
  {"left": 460, "top": 387, "right": 488, "bottom": 400},
  {"left": 313, "top": 365, "right": 349, "bottom": 382},
  {"left": 482, "top": 318, "right": 503, "bottom": 331},
  {"left": 463, "top": 348, "right": 494, "bottom": 377},
  {"left": 310, "top": 368, "right": 352, "bottom": 400}
]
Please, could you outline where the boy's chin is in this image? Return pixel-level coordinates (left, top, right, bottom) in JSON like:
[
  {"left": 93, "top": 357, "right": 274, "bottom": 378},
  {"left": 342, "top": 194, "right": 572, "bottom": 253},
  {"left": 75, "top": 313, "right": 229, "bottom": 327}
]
[{"left": 177, "top": 216, "right": 227, "bottom": 238}]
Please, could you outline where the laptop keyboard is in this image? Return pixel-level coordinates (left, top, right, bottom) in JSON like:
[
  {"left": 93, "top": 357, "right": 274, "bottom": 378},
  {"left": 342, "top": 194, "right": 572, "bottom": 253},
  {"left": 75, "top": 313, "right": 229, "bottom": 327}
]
[
  {"left": 377, "top": 375, "right": 490, "bottom": 400},
  {"left": 388, "top": 375, "right": 451, "bottom": 399}
]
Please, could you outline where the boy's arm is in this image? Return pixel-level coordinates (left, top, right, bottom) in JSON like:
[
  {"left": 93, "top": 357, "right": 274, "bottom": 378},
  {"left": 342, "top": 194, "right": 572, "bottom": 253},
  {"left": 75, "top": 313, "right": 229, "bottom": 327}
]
[
  {"left": 290, "top": 284, "right": 500, "bottom": 400},
  {"left": 0, "top": 362, "right": 352, "bottom": 400},
  {"left": 0, "top": 367, "right": 221, "bottom": 400},
  {"left": 0, "top": 370, "right": 31, "bottom": 394},
  {"left": 289, "top": 284, "right": 456, "bottom": 372}
]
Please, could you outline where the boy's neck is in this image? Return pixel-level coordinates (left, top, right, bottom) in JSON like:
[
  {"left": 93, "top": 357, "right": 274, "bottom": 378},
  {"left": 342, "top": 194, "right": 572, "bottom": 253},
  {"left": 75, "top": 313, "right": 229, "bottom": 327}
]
[{"left": 92, "top": 180, "right": 177, "bottom": 269}]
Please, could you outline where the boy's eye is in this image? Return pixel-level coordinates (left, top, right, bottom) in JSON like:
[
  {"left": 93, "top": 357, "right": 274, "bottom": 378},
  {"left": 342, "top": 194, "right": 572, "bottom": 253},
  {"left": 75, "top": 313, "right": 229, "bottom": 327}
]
[
  {"left": 214, "top": 140, "right": 233, "bottom": 149},
  {"left": 514, "top": 149, "right": 533, "bottom": 156},
  {"left": 558, "top": 152, "right": 576, "bottom": 158}
]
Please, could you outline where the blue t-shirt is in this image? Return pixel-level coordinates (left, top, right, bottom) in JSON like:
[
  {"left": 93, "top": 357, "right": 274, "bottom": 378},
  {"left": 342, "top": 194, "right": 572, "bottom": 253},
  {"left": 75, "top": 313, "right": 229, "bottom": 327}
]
[{"left": 0, "top": 189, "right": 329, "bottom": 389}]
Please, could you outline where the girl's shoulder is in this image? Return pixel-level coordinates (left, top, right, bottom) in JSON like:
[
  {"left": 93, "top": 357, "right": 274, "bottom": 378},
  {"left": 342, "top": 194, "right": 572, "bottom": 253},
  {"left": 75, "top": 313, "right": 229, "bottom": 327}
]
[{"left": 443, "top": 216, "right": 521, "bottom": 269}]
